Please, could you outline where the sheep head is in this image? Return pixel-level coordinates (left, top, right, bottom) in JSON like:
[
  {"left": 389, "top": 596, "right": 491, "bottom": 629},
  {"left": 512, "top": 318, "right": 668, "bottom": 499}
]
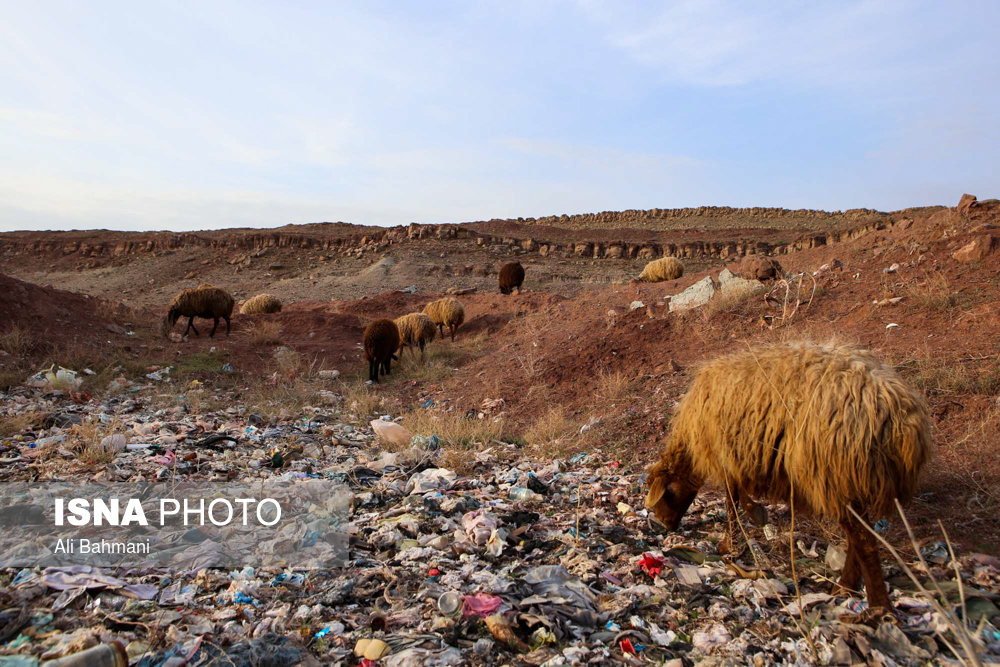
[
  {"left": 644, "top": 446, "right": 700, "bottom": 530},
  {"left": 644, "top": 470, "right": 699, "bottom": 530},
  {"left": 162, "top": 309, "right": 180, "bottom": 337}
]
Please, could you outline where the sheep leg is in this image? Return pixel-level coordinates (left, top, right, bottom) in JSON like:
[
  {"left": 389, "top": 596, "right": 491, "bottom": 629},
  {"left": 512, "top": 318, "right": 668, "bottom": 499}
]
[
  {"left": 369, "top": 358, "right": 379, "bottom": 384},
  {"left": 224, "top": 316, "right": 231, "bottom": 336},
  {"left": 449, "top": 324, "right": 456, "bottom": 342},
  {"left": 209, "top": 317, "right": 219, "bottom": 337},
  {"left": 185, "top": 317, "right": 199, "bottom": 337},
  {"left": 384, "top": 356, "right": 392, "bottom": 376},
  {"left": 857, "top": 528, "right": 892, "bottom": 610},
  {"left": 839, "top": 513, "right": 891, "bottom": 609},
  {"left": 835, "top": 529, "right": 863, "bottom": 596},
  {"left": 719, "top": 489, "right": 739, "bottom": 555},
  {"left": 419, "top": 340, "right": 426, "bottom": 363},
  {"left": 738, "top": 491, "right": 769, "bottom": 526}
]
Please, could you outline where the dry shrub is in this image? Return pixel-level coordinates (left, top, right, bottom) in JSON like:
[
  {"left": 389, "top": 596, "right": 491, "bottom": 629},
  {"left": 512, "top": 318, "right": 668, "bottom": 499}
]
[
  {"left": 248, "top": 320, "right": 283, "bottom": 346},
  {"left": 701, "top": 282, "right": 767, "bottom": 320},
  {"left": 904, "top": 353, "right": 1000, "bottom": 397},
  {"left": 63, "top": 417, "right": 127, "bottom": 465},
  {"left": 401, "top": 408, "right": 508, "bottom": 448},
  {"left": 243, "top": 377, "right": 325, "bottom": 421},
  {"left": 273, "top": 346, "right": 303, "bottom": 379},
  {"left": 0, "top": 326, "right": 35, "bottom": 357},
  {"left": 524, "top": 405, "right": 578, "bottom": 448},
  {"left": 905, "top": 271, "right": 985, "bottom": 312},
  {"left": 595, "top": 369, "right": 633, "bottom": 404},
  {"left": 339, "top": 382, "right": 388, "bottom": 421},
  {"left": 94, "top": 299, "right": 134, "bottom": 326},
  {"left": 0, "top": 411, "right": 46, "bottom": 438}
]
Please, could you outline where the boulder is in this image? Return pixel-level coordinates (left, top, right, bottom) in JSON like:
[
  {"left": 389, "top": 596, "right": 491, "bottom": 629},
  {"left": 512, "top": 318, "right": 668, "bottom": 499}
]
[
  {"left": 735, "top": 255, "right": 783, "bottom": 281},
  {"left": 957, "top": 193, "right": 978, "bottom": 216},
  {"left": 718, "top": 268, "right": 762, "bottom": 294},
  {"left": 952, "top": 235, "right": 998, "bottom": 263},
  {"left": 668, "top": 276, "right": 715, "bottom": 312}
]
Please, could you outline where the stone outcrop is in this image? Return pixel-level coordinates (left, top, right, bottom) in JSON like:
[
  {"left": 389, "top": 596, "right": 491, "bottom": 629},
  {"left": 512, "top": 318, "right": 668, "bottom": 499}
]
[{"left": 669, "top": 277, "right": 716, "bottom": 312}]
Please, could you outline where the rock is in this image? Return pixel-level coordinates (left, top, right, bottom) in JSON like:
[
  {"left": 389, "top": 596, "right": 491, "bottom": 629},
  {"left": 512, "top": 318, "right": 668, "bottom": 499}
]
[
  {"left": 957, "top": 193, "right": 978, "bottom": 216},
  {"left": 629, "top": 300, "right": 645, "bottom": 311},
  {"left": 735, "top": 255, "right": 783, "bottom": 280},
  {"left": 718, "top": 268, "right": 763, "bottom": 294},
  {"left": 318, "top": 370, "right": 340, "bottom": 380},
  {"left": 825, "top": 544, "right": 847, "bottom": 571},
  {"left": 952, "top": 234, "right": 997, "bottom": 262},
  {"left": 668, "top": 276, "right": 715, "bottom": 312}
]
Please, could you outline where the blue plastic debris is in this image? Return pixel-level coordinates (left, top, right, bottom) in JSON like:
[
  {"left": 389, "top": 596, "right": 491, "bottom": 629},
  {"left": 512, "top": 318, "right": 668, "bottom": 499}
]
[{"left": 873, "top": 519, "right": 890, "bottom": 534}]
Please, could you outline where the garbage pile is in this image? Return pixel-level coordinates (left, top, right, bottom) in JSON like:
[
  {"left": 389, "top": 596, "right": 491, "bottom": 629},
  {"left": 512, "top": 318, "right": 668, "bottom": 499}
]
[{"left": 1, "top": 376, "right": 999, "bottom": 666}]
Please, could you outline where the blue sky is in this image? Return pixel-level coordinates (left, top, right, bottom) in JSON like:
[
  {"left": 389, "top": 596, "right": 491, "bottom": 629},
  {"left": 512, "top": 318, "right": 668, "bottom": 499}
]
[{"left": 1, "top": 1, "right": 998, "bottom": 231}]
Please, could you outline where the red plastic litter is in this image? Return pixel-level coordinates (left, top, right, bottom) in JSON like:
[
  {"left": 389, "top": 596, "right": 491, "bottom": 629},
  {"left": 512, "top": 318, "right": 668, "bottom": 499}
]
[
  {"left": 428, "top": 568, "right": 440, "bottom": 577},
  {"left": 461, "top": 593, "right": 503, "bottom": 618},
  {"left": 620, "top": 638, "right": 637, "bottom": 654},
  {"left": 637, "top": 553, "right": 663, "bottom": 578}
]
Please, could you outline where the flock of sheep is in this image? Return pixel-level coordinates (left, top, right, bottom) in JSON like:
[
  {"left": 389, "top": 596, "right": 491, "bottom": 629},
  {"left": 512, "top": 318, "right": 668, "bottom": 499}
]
[{"left": 160, "top": 254, "right": 933, "bottom": 611}]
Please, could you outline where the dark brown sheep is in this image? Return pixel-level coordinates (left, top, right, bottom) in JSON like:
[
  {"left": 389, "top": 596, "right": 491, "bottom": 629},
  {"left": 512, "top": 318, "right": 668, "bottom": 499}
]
[
  {"left": 363, "top": 319, "right": 400, "bottom": 383},
  {"left": 498, "top": 262, "right": 525, "bottom": 295},
  {"left": 163, "top": 286, "right": 235, "bottom": 338}
]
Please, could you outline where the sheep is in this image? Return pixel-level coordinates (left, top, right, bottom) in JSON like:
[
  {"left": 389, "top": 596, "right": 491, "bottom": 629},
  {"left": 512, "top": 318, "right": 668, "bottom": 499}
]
[
  {"left": 736, "top": 255, "right": 783, "bottom": 281},
  {"left": 644, "top": 342, "right": 931, "bottom": 610},
  {"left": 240, "top": 293, "right": 283, "bottom": 315},
  {"left": 163, "top": 285, "right": 235, "bottom": 338},
  {"left": 498, "top": 261, "right": 525, "bottom": 295},
  {"left": 422, "top": 297, "right": 465, "bottom": 342},
  {"left": 363, "top": 318, "right": 400, "bottom": 383},
  {"left": 636, "top": 256, "right": 684, "bottom": 282},
  {"left": 394, "top": 312, "right": 437, "bottom": 362}
]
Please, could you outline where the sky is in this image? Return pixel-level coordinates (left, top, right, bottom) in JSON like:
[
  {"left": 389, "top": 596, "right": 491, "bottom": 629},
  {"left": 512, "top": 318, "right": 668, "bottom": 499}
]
[{"left": 1, "top": 1, "right": 998, "bottom": 232}]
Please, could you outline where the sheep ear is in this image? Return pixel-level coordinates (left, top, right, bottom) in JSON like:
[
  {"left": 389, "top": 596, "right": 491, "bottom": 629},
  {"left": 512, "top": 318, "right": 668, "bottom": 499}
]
[{"left": 645, "top": 474, "right": 667, "bottom": 509}]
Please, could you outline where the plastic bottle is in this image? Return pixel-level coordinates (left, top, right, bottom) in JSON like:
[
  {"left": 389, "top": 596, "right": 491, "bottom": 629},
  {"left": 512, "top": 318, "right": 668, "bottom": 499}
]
[
  {"left": 41, "top": 641, "right": 128, "bottom": 667},
  {"left": 508, "top": 487, "right": 542, "bottom": 502}
]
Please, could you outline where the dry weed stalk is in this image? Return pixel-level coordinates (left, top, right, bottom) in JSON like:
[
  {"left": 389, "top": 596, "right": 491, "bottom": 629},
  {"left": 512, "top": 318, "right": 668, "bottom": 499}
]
[
  {"left": 849, "top": 501, "right": 984, "bottom": 666},
  {"left": 762, "top": 272, "right": 817, "bottom": 328}
]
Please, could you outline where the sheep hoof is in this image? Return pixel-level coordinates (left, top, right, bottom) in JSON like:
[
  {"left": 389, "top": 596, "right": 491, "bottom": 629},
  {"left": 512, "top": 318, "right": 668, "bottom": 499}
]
[{"left": 749, "top": 504, "right": 769, "bottom": 526}]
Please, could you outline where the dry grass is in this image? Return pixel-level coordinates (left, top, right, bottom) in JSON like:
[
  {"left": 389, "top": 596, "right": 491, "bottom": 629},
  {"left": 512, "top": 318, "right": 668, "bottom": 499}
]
[
  {"left": 247, "top": 320, "right": 283, "bottom": 346},
  {"left": 401, "top": 408, "right": 509, "bottom": 448},
  {"left": 902, "top": 353, "right": 1000, "bottom": 397},
  {"left": 94, "top": 298, "right": 135, "bottom": 327},
  {"left": 0, "top": 326, "right": 36, "bottom": 357},
  {"left": 0, "top": 410, "right": 47, "bottom": 438},
  {"left": 339, "top": 381, "right": 393, "bottom": 422},
  {"left": 595, "top": 369, "right": 634, "bottom": 405},
  {"left": 56, "top": 417, "right": 128, "bottom": 465},
  {"left": 701, "top": 282, "right": 767, "bottom": 320},
  {"left": 904, "top": 271, "right": 985, "bottom": 312},
  {"left": 523, "top": 405, "right": 578, "bottom": 448},
  {"left": 242, "top": 377, "right": 329, "bottom": 421},
  {"left": 396, "top": 342, "right": 461, "bottom": 382}
]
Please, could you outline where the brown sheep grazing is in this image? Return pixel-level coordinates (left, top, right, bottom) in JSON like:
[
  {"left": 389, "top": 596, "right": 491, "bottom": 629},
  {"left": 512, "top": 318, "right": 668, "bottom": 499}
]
[
  {"left": 240, "top": 293, "right": 283, "bottom": 315},
  {"left": 736, "top": 255, "right": 783, "bottom": 281},
  {"left": 422, "top": 297, "right": 465, "bottom": 342},
  {"left": 636, "top": 256, "right": 684, "bottom": 282},
  {"left": 163, "top": 286, "right": 235, "bottom": 338},
  {"left": 394, "top": 312, "right": 437, "bottom": 362},
  {"left": 498, "top": 261, "right": 525, "bottom": 295},
  {"left": 363, "top": 319, "right": 400, "bottom": 383},
  {"left": 644, "top": 342, "right": 931, "bottom": 610}
]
